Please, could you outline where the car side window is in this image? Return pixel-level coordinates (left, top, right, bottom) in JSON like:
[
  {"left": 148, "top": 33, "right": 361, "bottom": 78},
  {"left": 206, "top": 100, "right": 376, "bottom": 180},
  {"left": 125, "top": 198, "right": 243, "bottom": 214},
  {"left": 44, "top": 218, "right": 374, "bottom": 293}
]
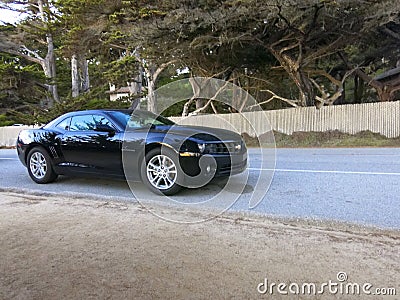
[
  {"left": 70, "top": 115, "right": 96, "bottom": 131},
  {"left": 92, "top": 115, "right": 115, "bottom": 129},
  {"left": 55, "top": 117, "right": 71, "bottom": 131}
]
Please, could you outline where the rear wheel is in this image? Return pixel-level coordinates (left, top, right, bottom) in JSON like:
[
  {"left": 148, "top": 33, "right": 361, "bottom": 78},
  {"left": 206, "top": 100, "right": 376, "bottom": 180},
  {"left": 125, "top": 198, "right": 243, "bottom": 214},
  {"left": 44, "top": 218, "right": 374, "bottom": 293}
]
[
  {"left": 141, "top": 148, "right": 182, "bottom": 195},
  {"left": 27, "top": 147, "right": 58, "bottom": 184}
]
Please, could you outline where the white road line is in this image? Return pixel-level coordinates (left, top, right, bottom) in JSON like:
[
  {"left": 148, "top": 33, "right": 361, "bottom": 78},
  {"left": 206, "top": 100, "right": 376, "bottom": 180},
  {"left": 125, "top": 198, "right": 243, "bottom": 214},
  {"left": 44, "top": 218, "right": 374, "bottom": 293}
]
[
  {"left": 314, "top": 154, "right": 400, "bottom": 156},
  {"left": 248, "top": 168, "right": 400, "bottom": 176}
]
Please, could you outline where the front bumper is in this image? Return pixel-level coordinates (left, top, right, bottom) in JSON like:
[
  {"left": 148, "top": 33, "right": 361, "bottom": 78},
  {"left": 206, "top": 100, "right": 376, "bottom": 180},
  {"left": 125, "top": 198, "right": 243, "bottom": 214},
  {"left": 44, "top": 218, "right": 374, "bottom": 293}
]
[
  {"left": 214, "top": 154, "right": 247, "bottom": 177},
  {"left": 179, "top": 151, "right": 247, "bottom": 178},
  {"left": 16, "top": 142, "right": 27, "bottom": 166}
]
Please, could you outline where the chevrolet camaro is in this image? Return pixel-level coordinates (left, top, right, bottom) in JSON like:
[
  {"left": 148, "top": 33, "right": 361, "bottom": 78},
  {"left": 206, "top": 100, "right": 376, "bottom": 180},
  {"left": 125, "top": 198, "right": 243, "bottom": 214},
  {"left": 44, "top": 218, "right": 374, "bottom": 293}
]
[{"left": 16, "top": 109, "right": 247, "bottom": 195}]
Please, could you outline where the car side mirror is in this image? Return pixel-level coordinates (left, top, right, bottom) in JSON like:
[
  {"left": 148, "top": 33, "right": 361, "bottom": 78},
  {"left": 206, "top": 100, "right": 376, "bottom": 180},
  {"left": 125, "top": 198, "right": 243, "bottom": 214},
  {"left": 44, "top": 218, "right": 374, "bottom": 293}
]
[{"left": 95, "top": 124, "right": 116, "bottom": 136}]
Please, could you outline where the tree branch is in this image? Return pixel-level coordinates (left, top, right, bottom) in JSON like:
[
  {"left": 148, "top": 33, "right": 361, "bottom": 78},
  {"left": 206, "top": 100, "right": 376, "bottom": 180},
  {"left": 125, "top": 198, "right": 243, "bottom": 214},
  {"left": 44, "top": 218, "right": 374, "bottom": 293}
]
[
  {"left": 249, "top": 89, "right": 298, "bottom": 108},
  {"left": 311, "top": 68, "right": 357, "bottom": 106},
  {"left": 306, "top": 69, "right": 341, "bottom": 86},
  {"left": 189, "top": 80, "right": 231, "bottom": 115},
  {"left": 153, "top": 59, "right": 177, "bottom": 82},
  {"left": 381, "top": 26, "right": 400, "bottom": 41},
  {"left": 0, "top": 46, "right": 43, "bottom": 65},
  {"left": 20, "top": 45, "right": 44, "bottom": 61},
  {"left": 279, "top": 41, "right": 300, "bottom": 55},
  {"left": 303, "top": 35, "right": 344, "bottom": 66}
]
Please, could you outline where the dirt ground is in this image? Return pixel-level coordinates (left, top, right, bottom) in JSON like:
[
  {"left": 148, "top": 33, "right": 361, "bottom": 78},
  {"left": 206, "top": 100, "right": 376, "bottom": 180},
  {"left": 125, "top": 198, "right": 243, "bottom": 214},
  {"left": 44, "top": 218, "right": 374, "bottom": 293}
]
[{"left": 0, "top": 191, "right": 398, "bottom": 300}]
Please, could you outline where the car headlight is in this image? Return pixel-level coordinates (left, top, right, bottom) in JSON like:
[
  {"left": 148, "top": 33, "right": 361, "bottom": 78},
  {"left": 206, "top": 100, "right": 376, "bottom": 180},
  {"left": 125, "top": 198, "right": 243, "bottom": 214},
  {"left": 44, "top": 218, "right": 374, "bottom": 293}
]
[{"left": 197, "top": 143, "right": 206, "bottom": 153}]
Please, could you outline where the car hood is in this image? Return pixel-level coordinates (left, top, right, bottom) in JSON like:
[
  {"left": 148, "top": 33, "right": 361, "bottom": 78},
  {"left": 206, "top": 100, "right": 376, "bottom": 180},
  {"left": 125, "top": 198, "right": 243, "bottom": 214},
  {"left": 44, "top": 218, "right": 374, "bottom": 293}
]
[{"left": 152, "top": 125, "right": 242, "bottom": 142}]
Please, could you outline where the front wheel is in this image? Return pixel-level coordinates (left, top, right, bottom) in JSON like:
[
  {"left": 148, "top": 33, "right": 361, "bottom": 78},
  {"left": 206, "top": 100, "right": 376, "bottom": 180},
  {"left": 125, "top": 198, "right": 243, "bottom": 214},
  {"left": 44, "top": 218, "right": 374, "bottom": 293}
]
[
  {"left": 141, "top": 148, "right": 183, "bottom": 195},
  {"left": 27, "top": 147, "right": 58, "bottom": 184}
]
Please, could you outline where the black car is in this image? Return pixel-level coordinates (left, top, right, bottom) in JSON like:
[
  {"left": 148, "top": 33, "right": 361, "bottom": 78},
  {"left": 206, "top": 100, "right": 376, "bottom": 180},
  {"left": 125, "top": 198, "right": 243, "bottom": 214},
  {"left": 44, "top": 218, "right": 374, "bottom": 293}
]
[{"left": 17, "top": 109, "right": 247, "bottom": 195}]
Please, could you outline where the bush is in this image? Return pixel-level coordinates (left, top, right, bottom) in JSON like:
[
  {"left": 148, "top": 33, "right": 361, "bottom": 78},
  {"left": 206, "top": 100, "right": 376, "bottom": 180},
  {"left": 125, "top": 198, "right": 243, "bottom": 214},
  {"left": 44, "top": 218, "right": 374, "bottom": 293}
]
[{"left": 0, "top": 114, "right": 15, "bottom": 126}]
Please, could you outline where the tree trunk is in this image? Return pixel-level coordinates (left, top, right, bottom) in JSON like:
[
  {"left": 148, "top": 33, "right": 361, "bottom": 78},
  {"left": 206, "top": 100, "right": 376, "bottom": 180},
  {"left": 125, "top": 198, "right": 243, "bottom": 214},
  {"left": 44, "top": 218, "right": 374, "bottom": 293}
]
[
  {"left": 353, "top": 74, "right": 365, "bottom": 104},
  {"left": 71, "top": 54, "right": 79, "bottom": 97},
  {"left": 231, "top": 71, "right": 241, "bottom": 112},
  {"left": 293, "top": 70, "right": 315, "bottom": 107},
  {"left": 146, "top": 65, "right": 157, "bottom": 113},
  {"left": 357, "top": 77, "right": 364, "bottom": 103},
  {"left": 354, "top": 75, "right": 360, "bottom": 104},
  {"left": 195, "top": 99, "right": 206, "bottom": 110},
  {"left": 182, "top": 77, "right": 202, "bottom": 116},
  {"left": 147, "top": 81, "right": 157, "bottom": 113},
  {"left": 0, "top": 0, "right": 59, "bottom": 107},
  {"left": 144, "top": 61, "right": 175, "bottom": 113},
  {"left": 129, "top": 64, "right": 143, "bottom": 109},
  {"left": 268, "top": 47, "right": 315, "bottom": 107},
  {"left": 71, "top": 54, "right": 90, "bottom": 97},
  {"left": 38, "top": 0, "right": 59, "bottom": 106},
  {"left": 340, "top": 80, "right": 345, "bottom": 104},
  {"left": 130, "top": 51, "right": 176, "bottom": 113},
  {"left": 80, "top": 56, "right": 90, "bottom": 93}
]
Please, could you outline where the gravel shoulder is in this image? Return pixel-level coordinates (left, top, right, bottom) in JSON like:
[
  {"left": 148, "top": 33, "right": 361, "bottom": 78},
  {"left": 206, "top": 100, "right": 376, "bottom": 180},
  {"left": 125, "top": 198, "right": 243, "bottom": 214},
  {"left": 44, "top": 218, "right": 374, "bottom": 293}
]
[{"left": 0, "top": 191, "right": 399, "bottom": 299}]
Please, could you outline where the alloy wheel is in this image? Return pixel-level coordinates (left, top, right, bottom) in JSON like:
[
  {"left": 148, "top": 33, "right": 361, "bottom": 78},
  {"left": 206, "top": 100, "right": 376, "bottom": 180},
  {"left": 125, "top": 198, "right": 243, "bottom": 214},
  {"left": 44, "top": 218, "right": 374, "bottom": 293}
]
[
  {"left": 146, "top": 154, "right": 177, "bottom": 190},
  {"left": 29, "top": 152, "right": 47, "bottom": 180}
]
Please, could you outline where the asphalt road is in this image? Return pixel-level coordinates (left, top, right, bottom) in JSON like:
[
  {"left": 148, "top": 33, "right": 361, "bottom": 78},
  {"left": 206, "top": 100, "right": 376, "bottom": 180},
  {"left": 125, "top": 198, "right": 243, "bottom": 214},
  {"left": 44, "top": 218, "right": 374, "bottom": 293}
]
[{"left": 1, "top": 148, "right": 399, "bottom": 228}]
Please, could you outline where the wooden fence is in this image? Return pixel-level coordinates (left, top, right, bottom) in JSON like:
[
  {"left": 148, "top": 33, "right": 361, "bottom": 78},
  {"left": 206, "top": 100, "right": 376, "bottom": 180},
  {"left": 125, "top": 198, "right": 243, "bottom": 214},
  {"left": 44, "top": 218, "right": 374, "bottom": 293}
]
[
  {"left": 170, "top": 101, "right": 400, "bottom": 138},
  {"left": 0, "top": 101, "right": 399, "bottom": 147}
]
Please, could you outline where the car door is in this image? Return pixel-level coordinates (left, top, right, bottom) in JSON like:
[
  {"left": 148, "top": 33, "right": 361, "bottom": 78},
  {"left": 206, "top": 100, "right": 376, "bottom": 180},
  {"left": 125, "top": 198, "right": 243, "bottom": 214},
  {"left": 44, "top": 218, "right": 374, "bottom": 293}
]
[{"left": 59, "top": 114, "right": 123, "bottom": 175}]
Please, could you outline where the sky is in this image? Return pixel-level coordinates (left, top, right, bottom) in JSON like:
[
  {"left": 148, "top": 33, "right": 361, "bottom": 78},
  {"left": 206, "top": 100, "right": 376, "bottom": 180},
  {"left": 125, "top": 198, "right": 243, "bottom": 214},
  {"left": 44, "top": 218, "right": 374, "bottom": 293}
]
[{"left": 0, "top": 8, "right": 26, "bottom": 24}]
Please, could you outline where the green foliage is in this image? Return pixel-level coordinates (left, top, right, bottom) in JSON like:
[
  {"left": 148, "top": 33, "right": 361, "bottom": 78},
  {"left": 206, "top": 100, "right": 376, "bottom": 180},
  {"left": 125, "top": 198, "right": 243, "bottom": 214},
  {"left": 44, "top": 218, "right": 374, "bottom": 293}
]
[
  {"left": 160, "top": 100, "right": 187, "bottom": 117},
  {"left": 1, "top": 0, "right": 400, "bottom": 125},
  {"left": 34, "top": 91, "right": 131, "bottom": 124},
  {"left": 102, "top": 55, "right": 140, "bottom": 83},
  {"left": 0, "top": 52, "right": 46, "bottom": 117},
  {"left": 0, "top": 114, "right": 15, "bottom": 126}
]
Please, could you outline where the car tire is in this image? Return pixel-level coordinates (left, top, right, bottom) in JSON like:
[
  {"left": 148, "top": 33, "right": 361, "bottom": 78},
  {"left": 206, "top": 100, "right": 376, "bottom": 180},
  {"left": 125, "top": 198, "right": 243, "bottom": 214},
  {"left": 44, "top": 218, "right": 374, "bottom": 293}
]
[
  {"left": 141, "top": 147, "right": 183, "bottom": 195},
  {"left": 27, "top": 146, "right": 58, "bottom": 184}
]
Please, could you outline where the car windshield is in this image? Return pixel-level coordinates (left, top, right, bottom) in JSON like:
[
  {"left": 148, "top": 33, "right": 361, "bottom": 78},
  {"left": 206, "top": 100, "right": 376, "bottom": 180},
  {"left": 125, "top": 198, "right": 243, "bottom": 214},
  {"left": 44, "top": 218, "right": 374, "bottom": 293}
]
[{"left": 109, "top": 110, "right": 175, "bottom": 130}]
